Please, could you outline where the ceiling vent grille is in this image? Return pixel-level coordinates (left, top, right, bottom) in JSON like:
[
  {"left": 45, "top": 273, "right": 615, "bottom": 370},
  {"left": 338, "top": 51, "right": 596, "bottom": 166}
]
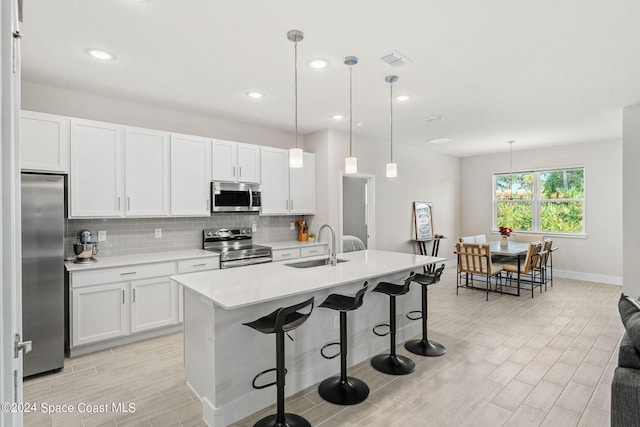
[{"left": 380, "top": 50, "right": 412, "bottom": 67}]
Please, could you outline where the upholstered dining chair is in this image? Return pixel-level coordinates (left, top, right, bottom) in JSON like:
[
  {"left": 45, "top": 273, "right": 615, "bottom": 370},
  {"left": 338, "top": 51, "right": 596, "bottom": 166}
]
[{"left": 455, "top": 242, "right": 504, "bottom": 301}]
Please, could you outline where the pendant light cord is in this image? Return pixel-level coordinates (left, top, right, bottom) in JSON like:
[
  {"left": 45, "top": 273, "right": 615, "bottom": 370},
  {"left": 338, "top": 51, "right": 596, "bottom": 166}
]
[
  {"left": 390, "top": 82, "right": 393, "bottom": 162},
  {"left": 349, "top": 65, "right": 353, "bottom": 157},
  {"left": 294, "top": 40, "right": 299, "bottom": 150}
]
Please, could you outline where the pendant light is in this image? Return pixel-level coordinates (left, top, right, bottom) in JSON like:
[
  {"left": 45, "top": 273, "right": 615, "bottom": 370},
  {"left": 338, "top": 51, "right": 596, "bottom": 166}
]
[
  {"left": 287, "top": 30, "right": 304, "bottom": 168},
  {"left": 385, "top": 75, "right": 398, "bottom": 178},
  {"left": 344, "top": 56, "right": 358, "bottom": 174}
]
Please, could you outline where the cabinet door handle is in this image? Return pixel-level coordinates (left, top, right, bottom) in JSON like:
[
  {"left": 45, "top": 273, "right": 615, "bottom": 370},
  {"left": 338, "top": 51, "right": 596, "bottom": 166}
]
[
  {"left": 206, "top": 198, "right": 209, "bottom": 210},
  {"left": 117, "top": 197, "right": 121, "bottom": 210},
  {"left": 133, "top": 288, "right": 136, "bottom": 302},
  {"left": 193, "top": 263, "right": 206, "bottom": 267},
  {"left": 291, "top": 200, "right": 293, "bottom": 210},
  {"left": 122, "top": 290, "right": 125, "bottom": 304},
  {"left": 232, "top": 166, "right": 236, "bottom": 177},
  {"left": 127, "top": 197, "right": 131, "bottom": 211},
  {"left": 286, "top": 200, "right": 289, "bottom": 209},
  {"left": 120, "top": 272, "right": 137, "bottom": 276},
  {"left": 239, "top": 166, "right": 242, "bottom": 177}
]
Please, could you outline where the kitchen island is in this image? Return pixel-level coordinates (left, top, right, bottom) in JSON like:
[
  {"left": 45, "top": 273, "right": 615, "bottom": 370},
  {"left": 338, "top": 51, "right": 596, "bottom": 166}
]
[{"left": 170, "top": 249, "right": 446, "bottom": 427}]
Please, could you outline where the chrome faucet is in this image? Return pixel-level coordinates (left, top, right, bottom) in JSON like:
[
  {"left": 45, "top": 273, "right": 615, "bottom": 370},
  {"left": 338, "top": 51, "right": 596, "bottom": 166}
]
[{"left": 318, "top": 224, "right": 337, "bottom": 266}]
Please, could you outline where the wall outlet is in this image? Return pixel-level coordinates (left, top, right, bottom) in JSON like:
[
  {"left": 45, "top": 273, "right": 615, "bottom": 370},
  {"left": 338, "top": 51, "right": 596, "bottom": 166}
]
[
  {"left": 155, "top": 228, "right": 162, "bottom": 238},
  {"left": 290, "top": 222, "right": 295, "bottom": 230},
  {"left": 97, "top": 230, "right": 107, "bottom": 241},
  {"left": 252, "top": 223, "right": 257, "bottom": 232}
]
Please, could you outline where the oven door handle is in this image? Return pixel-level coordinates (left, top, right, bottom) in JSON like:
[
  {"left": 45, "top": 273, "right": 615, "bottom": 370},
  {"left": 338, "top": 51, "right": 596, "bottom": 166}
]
[{"left": 221, "top": 257, "right": 272, "bottom": 269}]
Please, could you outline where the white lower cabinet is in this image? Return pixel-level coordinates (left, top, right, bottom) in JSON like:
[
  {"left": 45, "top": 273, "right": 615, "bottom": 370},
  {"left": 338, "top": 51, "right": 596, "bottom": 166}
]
[
  {"left": 72, "top": 282, "right": 129, "bottom": 346},
  {"left": 131, "top": 278, "right": 177, "bottom": 333},
  {"left": 69, "top": 256, "right": 218, "bottom": 354}
]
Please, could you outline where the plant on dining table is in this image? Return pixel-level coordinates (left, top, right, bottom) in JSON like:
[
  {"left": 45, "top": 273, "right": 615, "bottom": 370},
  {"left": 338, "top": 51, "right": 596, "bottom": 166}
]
[{"left": 499, "top": 226, "right": 513, "bottom": 237}]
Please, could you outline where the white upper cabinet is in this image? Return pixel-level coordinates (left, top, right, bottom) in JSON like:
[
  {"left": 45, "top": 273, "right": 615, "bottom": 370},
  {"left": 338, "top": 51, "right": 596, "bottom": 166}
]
[
  {"left": 289, "top": 152, "right": 315, "bottom": 215},
  {"left": 20, "top": 110, "right": 70, "bottom": 173},
  {"left": 124, "top": 127, "right": 170, "bottom": 217},
  {"left": 212, "top": 139, "right": 260, "bottom": 183},
  {"left": 170, "top": 133, "right": 211, "bottom": 216},
  {"left": 260, "top": 148, "right": 315, "bottom": 215},
  {"left": 260, "top": 147, "right": 290, "bottom": 215},
  {"left": 70, "top": 119, "right": 124, "bottom": 218}
]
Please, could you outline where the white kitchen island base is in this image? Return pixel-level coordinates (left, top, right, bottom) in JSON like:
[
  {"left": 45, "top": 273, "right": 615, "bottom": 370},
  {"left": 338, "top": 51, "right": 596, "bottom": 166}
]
[{"left": 173, "top": 250, "right": 446, "bottom": 426}]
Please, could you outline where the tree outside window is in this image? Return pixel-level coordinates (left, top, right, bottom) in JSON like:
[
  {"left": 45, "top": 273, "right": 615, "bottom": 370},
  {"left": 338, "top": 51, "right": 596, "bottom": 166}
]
[{"left": 494, "top": 168, "right": 584, "bottom": 234}]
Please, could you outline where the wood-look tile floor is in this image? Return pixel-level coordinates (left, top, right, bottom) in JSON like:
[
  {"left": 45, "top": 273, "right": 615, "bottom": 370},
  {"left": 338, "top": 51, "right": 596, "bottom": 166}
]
[{"left": 24, "top": 271, "right": 624, "bottom": 426}]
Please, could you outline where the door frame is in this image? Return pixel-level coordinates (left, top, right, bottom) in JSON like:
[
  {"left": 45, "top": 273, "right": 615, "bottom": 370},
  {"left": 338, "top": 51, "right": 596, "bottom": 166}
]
[
  {"left": 1, "top": 0, "right": 23, "bottom": 425},
  {"left": 339, "top": 173, "right": 376, "bottom": 253}
]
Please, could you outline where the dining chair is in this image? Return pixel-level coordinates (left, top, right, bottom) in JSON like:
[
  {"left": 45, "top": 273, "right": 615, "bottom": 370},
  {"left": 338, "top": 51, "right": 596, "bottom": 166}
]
[
  {"left": 460, "top": 236, "right": 475, "bottom": 243},
  {"left": 455, "top": 242, "right": 504, "bottom": 301},
  {"left": 503, "top": 241, "right": 544, "bottom": 298}
]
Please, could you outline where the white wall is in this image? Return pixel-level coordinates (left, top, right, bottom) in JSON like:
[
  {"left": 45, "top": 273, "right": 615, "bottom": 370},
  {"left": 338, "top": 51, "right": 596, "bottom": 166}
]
[
  {"left": 21, "top": 82, "right": 297, "bottom": 149},
  {"left": 623, "top": 105, "right": 640, "bottom": 296},
  {"left": 460, "top": 140, "right": 622, "bottom": 284},
  {"left": 306, "top": 129, "right": 460, "bottom": 261}
]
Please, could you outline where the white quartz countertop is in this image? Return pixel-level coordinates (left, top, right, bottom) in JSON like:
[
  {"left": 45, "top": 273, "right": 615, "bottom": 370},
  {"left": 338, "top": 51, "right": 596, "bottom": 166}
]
[
  {"left": 171, "top": 249, "right": 447, "bottom": 310},
  {"left": 65, "top": 249, "right": 219, "bottom": 272},
  {"left": 259, "top": 240, "right": 328, "bottom": 250}
]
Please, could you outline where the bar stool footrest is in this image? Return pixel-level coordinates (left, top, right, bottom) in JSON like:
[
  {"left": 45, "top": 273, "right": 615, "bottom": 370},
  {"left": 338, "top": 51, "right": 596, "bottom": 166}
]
[
  {"left": 320, "top": 342, "right": 341, "bottom": 359},
  {"left": 406, "top": 310, "right": 422, "bottom": 321},
  {"left": 252, "top": 367, "right": 287, "bottom": 390},
  {"left": 372, "top": 323, "right": 390, "bottom": 337}
]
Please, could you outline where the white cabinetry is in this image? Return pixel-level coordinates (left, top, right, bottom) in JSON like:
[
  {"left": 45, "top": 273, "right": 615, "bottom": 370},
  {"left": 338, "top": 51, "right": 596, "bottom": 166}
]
[
  {"left": 72, "top": 282, "right": 129, "bottom": 346},
  {"left": 124, "top": 127, "right": 170, "bottom": 216},
  {"left": 20, "top": 110, "right": 70, "bottom": 173},
  {"left": 170, "top": 133, "right": 211, "bottom": 216},
  {"left": 270, "top": 243, "right": 328, "bottom": 262},
  {"left": 260, "top": 148, "right": 315, "bottom": 215},
  {"left": 212, "top": 139, "right": 260, "bottom": 183},
  {"left": 68, "top": 255, "right": 219, "bottom": 355},
  {"left": 70, "top": 119, "right": 123, "bottom": 218},
  {"left": 131, "top": 278, "right": 177, "bottom": 333}
]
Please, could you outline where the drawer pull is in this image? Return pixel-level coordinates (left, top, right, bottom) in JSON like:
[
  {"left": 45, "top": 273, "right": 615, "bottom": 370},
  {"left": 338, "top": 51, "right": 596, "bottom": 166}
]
[
  {"left": 120, "top": 272, "right": 137, "bottom": 276},
  {"left": 308, "top": 250, "right": 318, "bottom": 253},
  {"left": 281, "top": 253, "right": 291, "bottom": 257},
  {"left": 122, "top": 290, "right": 125, "bottom": 304},
  {"left": 193, "top": 263, "right": 206, "bottom": 267},
  {"left": 133, "top": 288, "right": 136, "bottom": 302}
]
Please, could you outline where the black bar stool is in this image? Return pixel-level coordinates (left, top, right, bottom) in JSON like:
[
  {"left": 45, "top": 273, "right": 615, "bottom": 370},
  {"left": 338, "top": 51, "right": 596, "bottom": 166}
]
[
  {"left": 371, "top": 273, "right": 416, "bottom": 375},
  {"left": 405, "top": 264, "right": 446, "bottom": 357},
  {"left": 243, "top": 297, "right": 314, "bottom": 427},
  {"left": 318, "top": 282, "right": 369, "bottom": 405}
]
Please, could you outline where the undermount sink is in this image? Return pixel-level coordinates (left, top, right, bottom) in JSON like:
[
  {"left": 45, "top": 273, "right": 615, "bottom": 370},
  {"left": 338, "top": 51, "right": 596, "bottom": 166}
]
[{"left": 285, "top": 258, "right": 349, "bottom": 268}]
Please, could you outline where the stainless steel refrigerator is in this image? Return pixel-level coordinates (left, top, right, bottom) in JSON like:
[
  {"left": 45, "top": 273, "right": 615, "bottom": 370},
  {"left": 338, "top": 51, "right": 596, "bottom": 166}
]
[{"left": 21, "top": 173, "right": 65, "bottom": 377}]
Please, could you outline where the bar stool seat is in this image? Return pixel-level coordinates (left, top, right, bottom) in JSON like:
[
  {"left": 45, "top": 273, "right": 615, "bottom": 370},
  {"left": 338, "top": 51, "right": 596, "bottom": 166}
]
[
  {"left": 405, "top": 264, "right": 446, "bottom": 357},
  {"left": 243, "top": 297, "right": 314, "bottom": 427},
  {"left": 371, "top": 274, "right": 416, "bottom": 375},
  {"left": 318, "top": 282, "right": 369, "bottom": 405}
]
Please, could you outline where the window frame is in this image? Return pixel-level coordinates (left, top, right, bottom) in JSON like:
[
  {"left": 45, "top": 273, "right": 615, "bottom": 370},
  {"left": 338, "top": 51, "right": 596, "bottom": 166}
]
[{"left": 492, "top": 166, "right": 586, "bottom": 237}]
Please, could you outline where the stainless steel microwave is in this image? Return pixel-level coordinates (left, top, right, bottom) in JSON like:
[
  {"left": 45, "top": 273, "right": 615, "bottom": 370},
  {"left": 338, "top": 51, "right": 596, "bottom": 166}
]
[{"left": 211, "top": 182, "right": 262, "bottom": 212}]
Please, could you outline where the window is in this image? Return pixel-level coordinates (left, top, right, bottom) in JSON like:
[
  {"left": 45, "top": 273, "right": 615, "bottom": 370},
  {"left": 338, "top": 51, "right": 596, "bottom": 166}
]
[{"left": 494, "top": 167, "right": 584, "bottom": 234}]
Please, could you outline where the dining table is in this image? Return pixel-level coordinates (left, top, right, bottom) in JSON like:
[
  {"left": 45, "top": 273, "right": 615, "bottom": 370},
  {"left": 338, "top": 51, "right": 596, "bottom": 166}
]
[{"left": 489, "top": 240, "right": 530, "bottom": 296}]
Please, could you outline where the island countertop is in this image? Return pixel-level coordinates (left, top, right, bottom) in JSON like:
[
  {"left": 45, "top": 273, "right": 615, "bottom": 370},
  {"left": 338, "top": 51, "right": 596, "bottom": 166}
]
[{"left": 170, "top": 249, "right": 447, "bottom": 310}]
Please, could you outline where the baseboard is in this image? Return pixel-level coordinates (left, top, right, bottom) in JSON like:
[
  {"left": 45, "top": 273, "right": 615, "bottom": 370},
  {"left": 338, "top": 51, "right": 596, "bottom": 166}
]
[{"left": 554, "top": 269, "right": 622, "bottom": 286}]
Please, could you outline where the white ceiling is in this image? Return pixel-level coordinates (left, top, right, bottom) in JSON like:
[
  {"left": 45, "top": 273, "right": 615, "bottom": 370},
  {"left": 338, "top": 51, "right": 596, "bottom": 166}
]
[{"left": 20, "top": 0, "right": 640, "bottom": 157}]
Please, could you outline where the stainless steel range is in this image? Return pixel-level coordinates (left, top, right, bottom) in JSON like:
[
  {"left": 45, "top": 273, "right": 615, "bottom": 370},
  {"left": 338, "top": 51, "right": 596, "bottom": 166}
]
[{"left": 203, "top": 228, "right": 272, "bottom": 269}]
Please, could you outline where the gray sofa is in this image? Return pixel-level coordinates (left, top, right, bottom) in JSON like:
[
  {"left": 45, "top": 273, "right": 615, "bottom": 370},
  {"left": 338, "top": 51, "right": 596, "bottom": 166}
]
[{"left": 612, "top": 294, "right": 640, "bottom": 426}]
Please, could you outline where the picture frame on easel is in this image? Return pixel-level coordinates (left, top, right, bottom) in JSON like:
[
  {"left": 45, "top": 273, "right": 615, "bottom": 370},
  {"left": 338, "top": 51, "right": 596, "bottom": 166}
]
[{"left": 413, "top": 201, "right": 433, "bottom": 241}]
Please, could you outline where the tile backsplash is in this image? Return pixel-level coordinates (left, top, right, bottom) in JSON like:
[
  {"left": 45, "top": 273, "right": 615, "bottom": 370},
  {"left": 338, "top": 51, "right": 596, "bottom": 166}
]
[{"left": 66, "top": 213, "right": 304, "bottom": 258}]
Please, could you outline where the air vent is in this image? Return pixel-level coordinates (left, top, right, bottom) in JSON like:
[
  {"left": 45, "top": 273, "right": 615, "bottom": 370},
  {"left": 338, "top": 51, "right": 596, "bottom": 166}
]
[{"left": 380, "top": 50, "right": 412, "bottom": 67}]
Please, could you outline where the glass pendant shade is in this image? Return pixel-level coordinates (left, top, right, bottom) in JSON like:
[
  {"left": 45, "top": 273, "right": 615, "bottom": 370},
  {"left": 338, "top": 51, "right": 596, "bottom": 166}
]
[
  {"left": 345, "top": 157, "right": 358, "bottom": 174},
  {"left": 386, "top": 162, "right": 397, "bottom": 178},
  {"left": 289, "top": 148, "right": 303, "bottom": 168}
]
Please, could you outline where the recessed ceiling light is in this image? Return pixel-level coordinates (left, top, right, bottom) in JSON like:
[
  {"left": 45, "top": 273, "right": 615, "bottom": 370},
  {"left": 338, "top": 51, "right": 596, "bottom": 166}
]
[
  {"left": 394, "top": 95, "right": 412, "bottom": 102},
  {"left": 308, "top": 59, "right": 329, "bottom": 69},
  {"left": 427, "top": 137, "right": 451, "bottom": 144},
  {"left": 87, "top": 49, "right": 114, "bottom": 61},
  {"left": 246, "top": 91, "right": 265, "bottom": 99},
  {"left": 331, "top": 114, "right": 345, "bottom": 120},
  {"left": 422, "top": 115, "right": 443, "bottom": 122},
  {"left": 356, "top": 121, "right": 364, "bottom": 127}
]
